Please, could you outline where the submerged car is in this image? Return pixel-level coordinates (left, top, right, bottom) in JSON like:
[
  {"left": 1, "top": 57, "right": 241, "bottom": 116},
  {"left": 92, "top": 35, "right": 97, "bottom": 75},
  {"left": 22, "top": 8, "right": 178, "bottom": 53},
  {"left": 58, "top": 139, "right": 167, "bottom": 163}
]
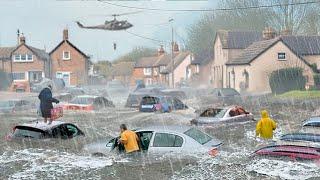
[
  {"left": 139, "top": 96, "right": 188, "bottom": 113},
  {"left": 0, "top": 99, "right": 35, "bottom": 113},
  {"left": 190, "top": 106, "right": 254, "bottom": 125},
  {"left": 160, "top": 89, "right": 187, "bottom": 99},
  {"left": 84, "top": 126, "right": 222, "bottom": 156},
  {"left": 125, "top": 88, "right": 163, "bottom": 108},
  {"left": 200, "top": 88, "right": 241, "bottom": 104},
  {"left": 63, "top": 95, "right": 115, "bottom": 111},
  {"left": 6, "top": 121, "right": 84, "bottom": 140},
  {"left": 254, "top": 145, "right": 320, "bottom": 160},
  {"left": 300, "top": 116, "right": 320, "bottom": 134}
]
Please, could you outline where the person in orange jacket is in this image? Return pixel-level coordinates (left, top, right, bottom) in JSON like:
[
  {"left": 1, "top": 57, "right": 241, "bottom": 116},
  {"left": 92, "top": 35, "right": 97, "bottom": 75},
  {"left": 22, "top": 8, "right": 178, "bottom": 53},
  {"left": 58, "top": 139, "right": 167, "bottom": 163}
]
[{"left": 256, "top": 110, "right": 277, "bottom": 139}]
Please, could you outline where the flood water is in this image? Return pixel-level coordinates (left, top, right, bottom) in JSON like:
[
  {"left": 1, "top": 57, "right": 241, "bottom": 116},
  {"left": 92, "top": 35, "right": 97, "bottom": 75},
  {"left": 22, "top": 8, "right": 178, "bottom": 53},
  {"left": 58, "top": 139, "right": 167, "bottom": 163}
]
[{"left": 1, "top": 94, "right": 320, "bottom": 180}]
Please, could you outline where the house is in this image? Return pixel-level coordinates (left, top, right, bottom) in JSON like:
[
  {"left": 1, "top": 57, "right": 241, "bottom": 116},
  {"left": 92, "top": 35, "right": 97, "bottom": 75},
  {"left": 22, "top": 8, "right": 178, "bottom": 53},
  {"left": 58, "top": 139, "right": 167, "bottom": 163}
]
[
  {"left": 50, "top": 29, "right": 90, "bottom": 86},
  {"left": 0, "top": 35, "right": 50, "bottom": 86},
  {"left": 111, "top": 61, "right": 134, "bottom": 86},
  {"left": 188, "top": 57, "right": 212, "bottom": 87},
  {"left": 132, "top": 44, "right": 192, "bottom": 87},
  {"left": 212, "top": 27, "right": 317, "bottom": 94}
]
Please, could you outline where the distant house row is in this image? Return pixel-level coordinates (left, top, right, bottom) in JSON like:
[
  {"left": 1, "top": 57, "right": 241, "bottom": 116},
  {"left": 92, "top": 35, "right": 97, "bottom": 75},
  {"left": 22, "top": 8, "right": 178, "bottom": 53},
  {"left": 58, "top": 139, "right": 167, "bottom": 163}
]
[
  {"left": 0, "top": 29, "right": 90, "bottom": 88},
  {"left": 124, "top": 27, "right": 320, "bottom": 94}
]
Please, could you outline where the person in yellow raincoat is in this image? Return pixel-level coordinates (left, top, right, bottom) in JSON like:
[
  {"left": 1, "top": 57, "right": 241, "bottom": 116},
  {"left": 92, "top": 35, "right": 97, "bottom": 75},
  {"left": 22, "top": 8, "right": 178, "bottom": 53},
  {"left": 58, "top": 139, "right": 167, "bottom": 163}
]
[{"left": 256, "top": 110, "right": 277, "bottom": 139}]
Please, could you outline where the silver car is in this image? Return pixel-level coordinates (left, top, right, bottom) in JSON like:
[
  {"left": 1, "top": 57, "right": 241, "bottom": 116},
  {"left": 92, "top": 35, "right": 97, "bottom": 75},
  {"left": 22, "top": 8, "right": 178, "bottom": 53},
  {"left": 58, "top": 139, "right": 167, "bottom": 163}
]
[
  {"left": 84, "top": 126, "right": 222, "bottom": 156},
  {"left": 190, "top": 106, "right": 254, "bottom": 125}
]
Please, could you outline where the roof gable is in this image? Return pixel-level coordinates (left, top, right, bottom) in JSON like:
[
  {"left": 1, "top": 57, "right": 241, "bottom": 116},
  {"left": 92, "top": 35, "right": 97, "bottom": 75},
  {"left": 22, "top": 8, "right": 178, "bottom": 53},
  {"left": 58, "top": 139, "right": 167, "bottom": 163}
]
[
  {"left": 11, "top": 44, "right": 50, "bottom": 61},
  {"left": 50, "top": 40, "right": 89, "bottom": 58}
]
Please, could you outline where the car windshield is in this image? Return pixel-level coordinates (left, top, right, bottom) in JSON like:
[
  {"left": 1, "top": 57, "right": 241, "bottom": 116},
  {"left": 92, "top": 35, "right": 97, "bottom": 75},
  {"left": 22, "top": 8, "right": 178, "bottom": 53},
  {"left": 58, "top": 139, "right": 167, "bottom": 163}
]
[
  {"left": 142, "top": 97, "right": 159, "bottom": 105},
  {"left": 0, "top": 101, "right": 14, "bottom": 108},
  {"left": 184, "top": 128, "right": 212, "bottom": 145},
  {"left": 13, "top": 127, "right": 44, "bottom": 139},
  {"left": 221, "top": 89, "right": 240, "bottom": 96},
  {"left": 70, "top": 97, "right": 94, "bottom": 105}
]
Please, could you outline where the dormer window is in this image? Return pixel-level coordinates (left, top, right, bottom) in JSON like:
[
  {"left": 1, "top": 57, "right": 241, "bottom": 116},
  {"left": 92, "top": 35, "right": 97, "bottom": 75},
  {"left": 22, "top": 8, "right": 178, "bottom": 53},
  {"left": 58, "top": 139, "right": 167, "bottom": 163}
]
[
  {"left": 13, "top": 54, "right": 33, "bottom": 62},
  {"left": 63, "top": 51, "right": 71, "bottom": 60}
]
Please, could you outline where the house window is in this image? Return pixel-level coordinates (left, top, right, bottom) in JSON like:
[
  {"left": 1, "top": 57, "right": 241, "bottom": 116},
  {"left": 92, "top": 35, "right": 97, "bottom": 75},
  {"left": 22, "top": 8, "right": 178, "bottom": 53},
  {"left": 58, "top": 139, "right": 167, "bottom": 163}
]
[
  {"left": 160, "top": 66, "right": 166, "bottom": 72},
  {"left": 143, "top": 68, "right": 152, "bottom": 75},
  {"left": 27, "top": 54, "right": 33, "bottom": 61},
  {"left": 12, "top": 72, "right": 25, "bottom": 80},
  {"left": 63, "top": 51, "right": 71, "bottom": 60},
  {"left": 13, "top": 54, "right": 33, "bottom": 62},
  {"left": 278, "top": 52, "right": 286, "bottom": 61}
]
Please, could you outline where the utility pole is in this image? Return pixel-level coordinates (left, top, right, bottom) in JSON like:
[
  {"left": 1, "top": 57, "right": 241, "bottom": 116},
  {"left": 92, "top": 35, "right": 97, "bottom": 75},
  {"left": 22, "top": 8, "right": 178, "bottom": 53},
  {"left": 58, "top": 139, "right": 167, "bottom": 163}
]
[{"left": 169, "top": 18, "right": 174, "bottom": 88}]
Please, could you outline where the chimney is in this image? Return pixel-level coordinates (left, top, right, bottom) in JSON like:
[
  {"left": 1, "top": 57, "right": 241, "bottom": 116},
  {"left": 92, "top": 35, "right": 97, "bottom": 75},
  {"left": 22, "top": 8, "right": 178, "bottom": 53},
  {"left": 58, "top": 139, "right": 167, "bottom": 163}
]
[
  {"left": 158, "top": 45, "right": 165, "bottom": 56},
  {"left": 262, "top": 27, "right": 276, "bottom": 40},
  {"left": 19, "top": 34, "right": 26, "bottom": 44},
  {"left": 172, "top": 42, "right": 179, "bottom": 52},
  {"left": 280, "top": 28, "right": 292, "bottom": 36},
  {"left": 63, "top": 28, "right": 69, "bottom": 41}
]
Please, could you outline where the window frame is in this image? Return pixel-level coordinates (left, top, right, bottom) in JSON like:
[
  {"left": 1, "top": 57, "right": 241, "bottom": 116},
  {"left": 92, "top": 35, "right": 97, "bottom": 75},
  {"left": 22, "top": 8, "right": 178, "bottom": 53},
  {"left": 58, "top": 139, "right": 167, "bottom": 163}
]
[
  {"left": 278, "top": 52, "right": 286, "bottom": 61},
  {"left": 63, "top": 51, "right": 71, "bottom": 60},
  {"left": 12, "top": 72, "right": 26, "bottom": 81},
  {"left": 13, "top": 54, "right": 33, "bottom": 62},
  {"left": 152, "top": 132, "right": 184, "bottom": 147},
  {"left": 143, "top": 67, "right": 152, "bottom": 76}
]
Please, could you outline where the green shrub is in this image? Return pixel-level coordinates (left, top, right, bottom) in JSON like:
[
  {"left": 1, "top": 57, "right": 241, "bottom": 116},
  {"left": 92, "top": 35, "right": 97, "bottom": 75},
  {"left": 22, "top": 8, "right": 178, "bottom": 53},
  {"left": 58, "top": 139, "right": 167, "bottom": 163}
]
[
  {"left": 313, "top": 74, "right": 320, "bottom": 89},
  {"left": 269, "top": 67, "right": 306, "bottom": 94}
]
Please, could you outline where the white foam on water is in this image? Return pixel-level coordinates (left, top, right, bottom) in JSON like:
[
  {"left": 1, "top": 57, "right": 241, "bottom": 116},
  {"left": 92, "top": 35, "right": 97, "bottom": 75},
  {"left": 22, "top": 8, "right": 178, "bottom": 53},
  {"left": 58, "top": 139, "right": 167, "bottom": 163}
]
[
  {"left": 0, "top": 148, "right": 113, "bottom": 180},
  {"left": 246, "top": 158, "right": 320, "bottom": 180}
]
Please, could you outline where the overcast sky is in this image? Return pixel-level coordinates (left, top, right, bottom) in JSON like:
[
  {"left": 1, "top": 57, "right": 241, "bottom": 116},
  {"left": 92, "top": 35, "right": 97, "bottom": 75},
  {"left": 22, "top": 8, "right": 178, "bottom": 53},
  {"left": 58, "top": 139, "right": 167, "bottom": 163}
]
[{"left": 0, "top": 0, "right": 216, "bottom": 61}]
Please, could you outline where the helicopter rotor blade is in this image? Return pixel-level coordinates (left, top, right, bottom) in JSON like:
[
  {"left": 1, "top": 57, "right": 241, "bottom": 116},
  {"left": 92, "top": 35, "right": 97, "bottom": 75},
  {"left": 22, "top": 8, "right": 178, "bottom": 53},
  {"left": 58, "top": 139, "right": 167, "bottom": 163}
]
[{"left": 88, "top": 11, "right": 142, "bottom": 17}]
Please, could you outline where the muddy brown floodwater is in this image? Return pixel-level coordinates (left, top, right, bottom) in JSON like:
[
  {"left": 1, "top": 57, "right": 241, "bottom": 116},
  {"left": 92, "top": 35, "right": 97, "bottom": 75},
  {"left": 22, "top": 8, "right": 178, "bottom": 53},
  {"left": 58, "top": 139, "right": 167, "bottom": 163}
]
[{"left": 1, "top": 94, "right": 320, "bottom": 179}]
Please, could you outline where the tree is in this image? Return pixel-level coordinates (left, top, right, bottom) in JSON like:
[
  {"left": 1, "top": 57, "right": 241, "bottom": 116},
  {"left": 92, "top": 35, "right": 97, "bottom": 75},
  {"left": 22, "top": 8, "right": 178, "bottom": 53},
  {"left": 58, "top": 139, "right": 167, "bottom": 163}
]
[{"left": 113, "top": 47, "right": 157, "bottom": 63}]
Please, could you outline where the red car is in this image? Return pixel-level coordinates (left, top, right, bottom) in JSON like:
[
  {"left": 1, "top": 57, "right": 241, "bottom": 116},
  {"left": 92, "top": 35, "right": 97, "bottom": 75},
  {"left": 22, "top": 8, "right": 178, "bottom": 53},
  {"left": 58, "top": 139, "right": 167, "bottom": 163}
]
[{"left": 63, "top": 95, "right": 114, "bottom": 111}]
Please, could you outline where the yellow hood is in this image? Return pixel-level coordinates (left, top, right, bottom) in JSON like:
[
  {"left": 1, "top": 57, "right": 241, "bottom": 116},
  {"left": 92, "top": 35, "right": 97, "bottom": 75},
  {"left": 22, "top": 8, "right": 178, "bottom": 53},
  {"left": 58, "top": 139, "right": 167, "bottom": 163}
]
[{"left": 261, "top": 110, "right": 269, "bottom": 118}]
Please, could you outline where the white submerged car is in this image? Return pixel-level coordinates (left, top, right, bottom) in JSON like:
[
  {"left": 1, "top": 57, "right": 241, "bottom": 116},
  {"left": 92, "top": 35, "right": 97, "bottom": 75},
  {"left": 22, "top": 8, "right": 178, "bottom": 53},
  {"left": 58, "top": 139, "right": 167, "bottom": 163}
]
[
  {"left": 190, "top": 106, "right": 254, "bottom": 125},
  {"left": 84, "top": 126, "right": 222, "bottom": 157}
]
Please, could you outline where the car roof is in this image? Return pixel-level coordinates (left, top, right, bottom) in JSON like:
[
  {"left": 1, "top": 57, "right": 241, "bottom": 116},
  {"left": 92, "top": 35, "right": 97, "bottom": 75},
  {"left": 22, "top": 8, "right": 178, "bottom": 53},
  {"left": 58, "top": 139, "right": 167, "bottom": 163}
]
[
  {"left": 304, "top": 117, "right": 320, "bottom": 125},
  {"left": 136, "top": 125, "right": 192, "bottom": 134},
  {"left": 17, "top": 120, "right": 67, "bottom": 131}
]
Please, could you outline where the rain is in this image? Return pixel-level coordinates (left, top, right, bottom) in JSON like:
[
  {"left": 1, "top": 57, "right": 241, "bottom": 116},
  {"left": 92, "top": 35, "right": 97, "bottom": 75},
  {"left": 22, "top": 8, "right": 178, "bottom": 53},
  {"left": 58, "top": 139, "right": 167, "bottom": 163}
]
[{"left": 1, "top": 0, "right": 320, "bottom": 179}]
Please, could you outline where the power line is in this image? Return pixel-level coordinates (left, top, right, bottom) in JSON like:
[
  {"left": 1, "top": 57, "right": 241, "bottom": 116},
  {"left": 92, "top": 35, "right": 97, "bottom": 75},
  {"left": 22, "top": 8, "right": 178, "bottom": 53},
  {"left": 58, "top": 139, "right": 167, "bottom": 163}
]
[
  {"left": 125, "top": 30, "right": 169, "bottom": 44},
  {"left": 97, "top": 0, "right": 320, "bottom": 12}
]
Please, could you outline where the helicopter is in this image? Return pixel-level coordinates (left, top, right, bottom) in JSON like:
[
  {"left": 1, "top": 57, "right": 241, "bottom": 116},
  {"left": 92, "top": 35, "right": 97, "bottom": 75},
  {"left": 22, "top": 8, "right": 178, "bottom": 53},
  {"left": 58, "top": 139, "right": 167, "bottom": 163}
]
[{"left": 76, "top": 12, "right": 140, "bottom": 31}]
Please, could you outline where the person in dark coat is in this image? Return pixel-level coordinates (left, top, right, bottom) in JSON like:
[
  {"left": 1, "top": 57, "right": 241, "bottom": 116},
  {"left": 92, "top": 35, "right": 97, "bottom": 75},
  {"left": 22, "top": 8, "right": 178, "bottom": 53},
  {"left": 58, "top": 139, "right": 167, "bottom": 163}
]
[{"left": 38, "top": 85, "right": 59, "bottom": 124}]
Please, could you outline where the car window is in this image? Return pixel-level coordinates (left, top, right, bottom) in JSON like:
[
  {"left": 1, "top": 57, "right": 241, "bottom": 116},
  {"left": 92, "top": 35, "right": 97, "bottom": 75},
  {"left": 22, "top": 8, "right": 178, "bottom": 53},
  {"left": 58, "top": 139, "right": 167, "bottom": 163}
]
[
  {"left": 137, "top": 131, "right": 153, "bottom": 150},
  {"left": 184, "top": 128, "right": 212, "bottom": 145},
  {"left": 304, "top": 122, "right": 320, "bottom": 127},
  {"left": 52, "top": 126, "right": 68, "bottom": 139},
  {"left": 13, "top": 127, "right": 44, "bottom": 139},
  {"left": 65, "top": 124, "right": 79, "bottom": 137},
  {"left": 200, "top": 108, "right": 226, "bottom": 118},
  {"left": 142, "top": 97, "right": 159, "bottom": 105},
  {"left": 153, "top": 133, "right": 184, "bottom": 147}
]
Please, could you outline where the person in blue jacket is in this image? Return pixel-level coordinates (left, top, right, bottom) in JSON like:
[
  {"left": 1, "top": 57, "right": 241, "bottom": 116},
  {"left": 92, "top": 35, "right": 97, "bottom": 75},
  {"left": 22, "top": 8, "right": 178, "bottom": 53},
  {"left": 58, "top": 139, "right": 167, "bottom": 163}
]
[{"left": 38, "top": 85, "right": 59, "bottom": 124}]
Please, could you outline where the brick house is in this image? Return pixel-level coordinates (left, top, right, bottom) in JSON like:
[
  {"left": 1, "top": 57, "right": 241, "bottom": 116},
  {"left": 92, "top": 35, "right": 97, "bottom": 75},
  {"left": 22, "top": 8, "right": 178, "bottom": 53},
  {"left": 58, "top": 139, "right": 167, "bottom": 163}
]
[
  {"left": 50, "top": 29, "right": 90, "bottom": 86},
  {"left": 0, "top": 35, "right": 50, "bottom": 85},
  {"left": 111, "top": 61, "right": 134, "bottom": 86},
  {"left": 212, "top": 27, "right": 318, "bottom": 94},
  {"left": 132, "top": 44, "right": 192, "bottom": 87},
  {"left": 188, "top": 58, "right": 212, "bottom": 87}
]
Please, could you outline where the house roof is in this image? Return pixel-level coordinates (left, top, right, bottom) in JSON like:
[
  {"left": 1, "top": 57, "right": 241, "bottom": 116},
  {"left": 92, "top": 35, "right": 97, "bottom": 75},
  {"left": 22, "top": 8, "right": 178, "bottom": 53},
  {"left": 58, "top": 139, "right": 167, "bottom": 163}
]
[
  {"left": 160, "top": 52, "right": 190, "bottom": 74},
  {"left": 216, "top": 30, "right": 263, "bottom": 49},
  {"left": 0, "top": 44, "right": 49, "bottom": 61},
  {"left": 226, "top": 38, "right": 280, "bottom": 65},
  {"left": 49, "top": 40, "right": 89, "bottom": 58},
  {"left": 281, "top": 36, "right": 320, "bottom": 55},
  {"left": 111, "top": 61, "right": 134, "bottom": 76},
  {"left": 135, "top": 53, "right": 176, "bottom": 68},
  {"left": 0, "top": 47, "right": 16, "bottom": 60}
]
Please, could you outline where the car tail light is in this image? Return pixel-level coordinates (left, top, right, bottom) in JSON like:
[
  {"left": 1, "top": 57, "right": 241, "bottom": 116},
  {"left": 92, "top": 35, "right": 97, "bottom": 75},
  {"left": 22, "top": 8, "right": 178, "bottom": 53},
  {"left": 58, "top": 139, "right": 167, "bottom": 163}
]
[{"left": 209, "top": 148, "right": 218, "bottom": 156}]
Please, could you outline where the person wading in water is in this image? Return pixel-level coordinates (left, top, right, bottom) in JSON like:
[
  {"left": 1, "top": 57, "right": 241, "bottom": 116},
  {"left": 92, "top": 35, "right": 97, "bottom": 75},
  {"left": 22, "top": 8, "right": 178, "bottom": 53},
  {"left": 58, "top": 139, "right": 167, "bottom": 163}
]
[{"left": 38, "top": 85, "right": 59, "bottom": 125}]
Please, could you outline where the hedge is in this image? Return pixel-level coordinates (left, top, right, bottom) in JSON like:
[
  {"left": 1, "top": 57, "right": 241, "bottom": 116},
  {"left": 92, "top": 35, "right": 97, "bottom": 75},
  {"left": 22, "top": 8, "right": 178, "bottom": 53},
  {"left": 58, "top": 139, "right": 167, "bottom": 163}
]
[
  {"left": 0, "top": 70, "right": 11, "bottom": 90},
  {"left": 269, "top": 67, "right": 306, "bottom": 94}
]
